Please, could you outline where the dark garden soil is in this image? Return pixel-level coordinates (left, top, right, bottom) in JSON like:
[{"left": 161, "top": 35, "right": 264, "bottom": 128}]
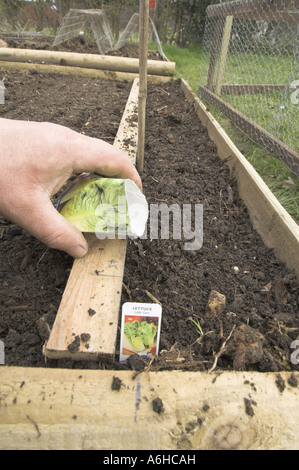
[{"left": 0, "top": 67, "right": 299, "bottom": 374}]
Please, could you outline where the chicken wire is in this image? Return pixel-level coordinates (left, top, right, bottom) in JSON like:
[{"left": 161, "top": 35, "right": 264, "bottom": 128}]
[
  {"left": 199, "top": 0, "right": 299, "bottom": 176},
  {"left": 52, "top": 9, "right": 114, "bottom": 55}
]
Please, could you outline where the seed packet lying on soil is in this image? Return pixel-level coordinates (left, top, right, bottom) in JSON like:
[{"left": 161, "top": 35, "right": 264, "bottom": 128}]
[
  {"left": 119, "top": 302, "right": 162, "bottom": 362},
  {"left": 54, "top": 173, "right": 148, "bottom": 239}
]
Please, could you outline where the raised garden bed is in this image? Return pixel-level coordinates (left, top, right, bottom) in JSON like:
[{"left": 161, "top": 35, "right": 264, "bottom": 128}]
[
  {"left": 1, "top": 58, "right": 299, "bottom": 449},
  {"left": 1, "top": 69, "right": 299, "bottom": 374}
]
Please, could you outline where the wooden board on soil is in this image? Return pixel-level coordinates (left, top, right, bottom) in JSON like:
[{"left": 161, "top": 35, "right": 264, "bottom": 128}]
[{"left": 0, "top": 69, "right": 299, "bottom": 374}]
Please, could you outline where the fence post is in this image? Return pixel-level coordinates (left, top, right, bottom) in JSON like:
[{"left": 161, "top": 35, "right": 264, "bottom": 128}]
[
  {"left": 215, "top": 15, "right": 234, "bottom": 96},
  {"left": 206, "top": 17, "right": 223, "bottom": 90}
]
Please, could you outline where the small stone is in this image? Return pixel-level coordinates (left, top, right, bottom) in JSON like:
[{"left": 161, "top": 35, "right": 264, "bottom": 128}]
[
  {"left": 205, "top": 290, "right": 226, "bottom": 316},
  {"left": 36, "top": 317, "right": 51, "bottom": 340}
]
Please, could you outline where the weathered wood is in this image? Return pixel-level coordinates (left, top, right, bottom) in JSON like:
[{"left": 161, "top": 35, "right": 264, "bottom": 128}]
[
  {"left": 0, "top": 60, "right": 173, "bottom": 84},
  {"left": 207, "top": 0, "right": 298, "bottom": 22},
  {"left": 208, "top": 9, "right": 299, "bottom": 22},
  {"left": 44, "top": 79, "right": 139, "bottom": 361},
  {"left": 0, "top": 48, "right": 175, "bottom": 76},
  {"left": 183, "top": 80, "right": 299, "bottom": 278},
  {"left": 114, "top": 78, "right": 139, "bottom": 164},
  {"left": 137, "top": 0, "right": 149, "bottom": 173},
  {"left": 232, "top": 10, "right": 299, "bottom": 22},
  {"left": 215, "top": 15, "right": 233, "bottom": 95},
  {"left": 219, "top": 84, "right": 288, "bottom": 94},
  {"left": 0, "top": 367, "right": 299, "bottom": 450},
  {"left": 198, "top": 84, "right": 299, "bottom": 177},
  {"left": 44, "top": 236, "right": 127, "bottom": 361}
]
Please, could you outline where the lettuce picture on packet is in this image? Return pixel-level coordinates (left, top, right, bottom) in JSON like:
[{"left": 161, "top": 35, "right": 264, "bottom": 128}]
[{"left": 54, "top": 173, "right": 148, "bottom": 238}]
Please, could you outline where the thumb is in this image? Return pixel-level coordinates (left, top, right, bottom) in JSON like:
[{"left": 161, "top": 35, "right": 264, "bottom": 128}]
[{"left": 14, "top": 195, "right": 88, "bottom": 258}]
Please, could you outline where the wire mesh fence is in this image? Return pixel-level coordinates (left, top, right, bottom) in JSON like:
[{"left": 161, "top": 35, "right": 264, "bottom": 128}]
[{"left": 199, "top": 0, "right": 299, "bottom": 177}]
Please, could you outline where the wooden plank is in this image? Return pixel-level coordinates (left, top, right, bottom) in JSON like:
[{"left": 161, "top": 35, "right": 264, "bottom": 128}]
[
  {"left": 207, "top": 9, "right": 298, "bottom": 22},
  {"left": 207, "top": 0, "right": 298, "bottom": 18},
  {"left": 229, "top": 10, "right": 299, "bottom": 22},
  {"left": 219, "top": 84, "right": 287, "bottom": 94},
  {"left": 44, "top": 236, "right": 127, "bottom": 361},
  {"left": 215, "top": 15, "right": 233, "bottom": 95},
  {"left": 198, "top": 84, "right": 299, "bottom": 177},
  {"left": 183, "top": 80, "right": 299, "bottom": 278},
  {"left": 0, "top": 48, "right": 175, "bottom": 76},
  {"left": 0, "top": 60, "right": 173, "bottom": 84},
  {"left": 1, "top": 367, "right": 299, "bottom": 450},
  {"left": 114, "top": 77, "right": 139, "bottom": 164},
  {"left": 44, "top": 78, "right": 140, "bottom": 361}
]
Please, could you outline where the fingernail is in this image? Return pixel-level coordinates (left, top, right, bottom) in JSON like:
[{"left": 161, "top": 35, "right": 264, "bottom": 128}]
[{"left": 70, "top": 245, "right": 88, "bottom": 258}]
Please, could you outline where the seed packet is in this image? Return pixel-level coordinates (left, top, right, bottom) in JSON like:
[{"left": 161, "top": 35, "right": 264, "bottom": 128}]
[
  {"left": 54, "top": 173, "right": 148, "bottom": 239},
  {"left": 119, "top": 302, "right": 162, "bottom": 362}
]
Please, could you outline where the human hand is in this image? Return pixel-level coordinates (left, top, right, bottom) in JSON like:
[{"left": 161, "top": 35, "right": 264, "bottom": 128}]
[{"left": 0, "top": 118, "right": 142, "bottom": 258}]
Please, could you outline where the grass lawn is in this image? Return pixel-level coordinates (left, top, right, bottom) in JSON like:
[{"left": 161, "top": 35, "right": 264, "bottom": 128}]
[{"left": 162, "top": 43, "right": 299, "bottom": 223}]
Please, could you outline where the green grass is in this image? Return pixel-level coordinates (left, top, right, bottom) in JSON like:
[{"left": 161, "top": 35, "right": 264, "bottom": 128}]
[
  {"left": 224, "top": 52, "right": 292, "bottom": 85},
  {"left": 162, "top": 43, "right": 208, "bottom": 91},
  {"left": 161, "top": 43, "right": 299, "bottom": 222}
]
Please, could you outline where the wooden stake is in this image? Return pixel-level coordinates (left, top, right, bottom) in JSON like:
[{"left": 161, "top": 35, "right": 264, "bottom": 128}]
[
  {"left": 44, "top": 79, "right": 139, "bottom": 361},
  {"left": 137, "top": 0, "right": 150, "bottom": 173},
  {"left": 215, "top": 15, "right": 233, "bottom": 96}
]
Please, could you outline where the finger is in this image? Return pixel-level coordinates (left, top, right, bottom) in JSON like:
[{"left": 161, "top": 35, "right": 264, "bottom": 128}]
[
  {"left": 64, "top": 132, "right": 142, "bottom": 189},
  {"left": 10, "top": 195, "right": 88, "bottom": 258}
]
